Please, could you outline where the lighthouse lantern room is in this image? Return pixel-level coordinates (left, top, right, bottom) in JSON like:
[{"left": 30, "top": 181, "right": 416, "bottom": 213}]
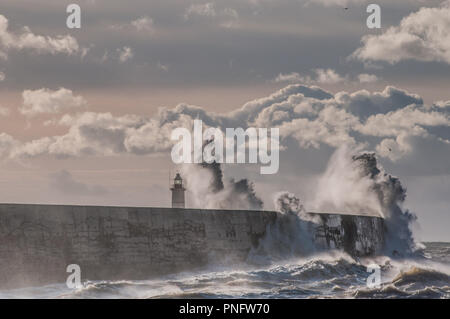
[{"left": 170, "top": 173, "right": 186, "bottom": 208}]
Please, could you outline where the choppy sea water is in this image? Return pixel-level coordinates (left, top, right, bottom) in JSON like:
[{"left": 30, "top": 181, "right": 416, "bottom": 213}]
[{"left": 1, "top": 242, "right": 449, "bottom": 299}]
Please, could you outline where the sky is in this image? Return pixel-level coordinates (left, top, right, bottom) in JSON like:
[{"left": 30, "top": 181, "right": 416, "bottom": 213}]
[{"left": 0, "top": 0, "right": 449, "bottom": 241}]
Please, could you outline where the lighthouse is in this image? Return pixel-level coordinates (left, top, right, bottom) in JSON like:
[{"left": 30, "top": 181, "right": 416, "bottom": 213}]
[{"left": 170, "top": 172, "right": 186, "bottom": 208}]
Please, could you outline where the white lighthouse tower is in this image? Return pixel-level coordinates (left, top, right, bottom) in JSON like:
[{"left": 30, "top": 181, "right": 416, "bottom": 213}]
[{"left": 170, "top": 172, "right": 186, "bottom": 208}]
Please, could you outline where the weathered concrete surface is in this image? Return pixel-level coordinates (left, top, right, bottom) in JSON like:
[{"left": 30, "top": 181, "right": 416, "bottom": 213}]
[
  {"left": 309, "top": 212, "right": 385, "bottom": 256},
  {"left": 0, "top": 204, "right": 384, "bottom": 289},
  {"left": 0, "top": 204, "right": 276, "bottom": 289}
]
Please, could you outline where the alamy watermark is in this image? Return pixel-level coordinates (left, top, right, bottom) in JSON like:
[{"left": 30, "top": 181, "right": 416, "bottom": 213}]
[
  {"left": 66, "top": 4, "right": 81, "bottom": 29},
  {"left": 66, "top": 3, "right": 379, "bottom": 30},
  {"left": 366, "top": 264, "right": 381, "bottom": 288},
  {"left": 171, "top": 120, "right": 279, "bottom": 175},
  {"left": 367, "top": 4, "right": 381, "bottom": 29},
  {"left": 66, "top": 264, "right": 82, "bottom": 289}
]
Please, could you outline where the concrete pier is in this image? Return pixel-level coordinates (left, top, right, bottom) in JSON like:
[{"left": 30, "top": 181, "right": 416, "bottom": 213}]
[
  {"left": 309, "top": 212, "right": 385, "bottom": 256},
  {"left": 0, "top": 204, "right": 276, "bottom": 289},
  {"left": 0, "top": 204, "right": 384, "bottom": 289}
]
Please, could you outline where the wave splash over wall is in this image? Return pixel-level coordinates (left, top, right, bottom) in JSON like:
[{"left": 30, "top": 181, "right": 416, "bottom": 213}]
[
  {"left": 179, "top": 141, "right": 422, "bottom": 261},
  {"left": 181, "top": 161, "right": 263, "bottom": 210},
  {"left": 0, "top": 147, "right": 445, "bottom": 297},
  {"left": 313, "top": 145, "right": 420, "bottom": 256},
  {"left": 249, "top": 145, "right": 422, "bottom": 263},
  {"left": 248, "top": 192, "right": 317, "bottom": 264}
]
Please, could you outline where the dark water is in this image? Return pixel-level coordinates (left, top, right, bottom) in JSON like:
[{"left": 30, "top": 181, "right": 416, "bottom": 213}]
[{"left": 1, "top": 242, "right": 448, "bottom": 299}]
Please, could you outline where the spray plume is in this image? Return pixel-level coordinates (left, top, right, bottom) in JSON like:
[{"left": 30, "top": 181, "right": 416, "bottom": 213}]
[
  {"left": 180, "top": 140, "right": 263, "bottom": 210},
  {"left": 313, "top": 145, "right": 420, "bottom": 255}
]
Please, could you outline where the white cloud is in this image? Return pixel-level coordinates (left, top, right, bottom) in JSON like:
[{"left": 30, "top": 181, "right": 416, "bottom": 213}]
[
  {"left": 2, "top": 84, "right": 450, "bottom": 176},
  {"left": 184, "top": 3, "right": 239, "bottom": 28},
  {"left": 131, "top": 16, "right": 154, "bottom": 32},
  {"left": 0, "top": 105, "right": 10, "bottom": 116},
  {"left": 117, "top": 46, "right": 134, "bottom": 63},
  {"left": 359, "top": 104, "right": 450, "bottom": 137},
  {"left": 314, "top": 68, "right": 346, "bottom": 84},
  {"left": 274, "top": 69, "right": 377, "bottom": 85},
  {"left": 0, "top": 87, "right": 375, "bottom": 153},
  {"left": 358, "top": 73, "right": 378, "bottom": 83},
  {"left": 20, "top": 88, "right": 87, "bottom": 117},
  {"left": 157, "top": 62, "right": 169, "bottom": 72},
  {"left": 184, "top": 3, "right": 217, "bottom": 19},
  {"left": 220, "top": 8, "right": 239, "bottom": 28},
  {"left": 111, "top": 16, "right": 155, "bottom": 34},
  {"left": 280, "top": 106, "right": 360, "bottom": 149},
  {"left": 375, "top": 130, "right": 450, "bottom": 175},
  {"left": 0, "top": 14, "right": 80, "bottom": 58},
  {"left": 274, "top": 72, "right": 307, "bottom": 83},
  {"left": 11, "top": 111, "right": 168, "bottom": 158},
  {"left": 376, "top": 133, "right": 414, "bottom": 161},
  {"left": 274, "top": 69, "right": 346, "bottom": 84},
  {"left": 0, "top": 133, "right": 18, "bottom": 159},
  {"left": 352, "top": 2, "right": 450, "bottom": 64},
  {"left": 433, "top": 100, "right": 450, "bottom": 109},
  {"left": 0, "top": 71, "right": 5, "bottom": 81}
]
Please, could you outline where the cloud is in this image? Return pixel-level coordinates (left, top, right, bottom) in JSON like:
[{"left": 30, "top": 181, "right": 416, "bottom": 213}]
[
  {"left": 49, "top": 169, "right": 108, "bottom": 196},
  {"left": 0, "top": 71, "right": 4, "bottom": 81},
  {"left": 376, "top": 133, "right": 414, "bottom": 161},
  {"left": 376, "top": 130, "right": 450, "bottom": 175},
  {"left": 274, "top": 69, "right": 346, "bottom": 84},
  {"left": 184, "top": 3, "right": 239, "bottom": 28},
  {"left": 358, "top": 73, "right": 378, "bottom": 83},
  {"left": 219, "top": 8, "right": 239, "bottom": 28},
  {"left": 20, "top": 88, "right": 87, "bottom": 117},
  {"left": 24, "top": 112, "right": 145, "bottom": 158},
  {"left": 274, "top": 72, "right": 305, "bottom": 83},
  {"left": 0, "top": 133, "right": 18, "bottom": 159},
  {"left": 0, "top": 14, "right": 80, "bottom": 58},
  {"left": 157, "top": 62, "right": 169, "bottom": 72},
  {"left": 334, "top": 86, "right": 423, "bottom": 119},
  {"left": 433, "top": 100, "right": 450, "bottom": 109},
  {"left": 3, "top": 84, "right": 450, "bottom": 175},
  {"left": 0, "top": 105, "right": 10, "bottom": 116},
  {"left": 111, "top": 16, "right": 155, "bottom": 34},
  {"left": 184, "top": 3, "right": 217, "bottom": 19},
  {"left": 274, "top": 69, "right": 378, "bottom": 85},
  {"left": 117, "top": 46, "right": 134, "bottom": 63},
  {"left": 352, "top": 2, "right": 450, "bottom": 64},
  {"left": 278, "top": 106, "right": 360, "bottom": 149},
  {"left": 359, "top": 104, "right": 449, "bottom": 137},
  {"left": 131, "top": 16, "right": 155, "bottom": 32},
  {"left": 314, "top": 68, "right": 346, "bottom": 84}
]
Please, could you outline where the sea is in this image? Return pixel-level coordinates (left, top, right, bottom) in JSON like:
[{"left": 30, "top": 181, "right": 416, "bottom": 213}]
[{"left": 0, "top": 242, "right": 448, "bottom": 299}]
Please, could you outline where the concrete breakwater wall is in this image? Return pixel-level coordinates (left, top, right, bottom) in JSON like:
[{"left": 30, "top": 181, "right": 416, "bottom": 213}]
[
  {"left": 0, "top": 204, "right": 384, "bottom": 289},
  {"left": 309, "top": 213, "right": 385, "bottom": 257},
  {"left": 0, "top": 204, "right": 276, "bottom": 289}
]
